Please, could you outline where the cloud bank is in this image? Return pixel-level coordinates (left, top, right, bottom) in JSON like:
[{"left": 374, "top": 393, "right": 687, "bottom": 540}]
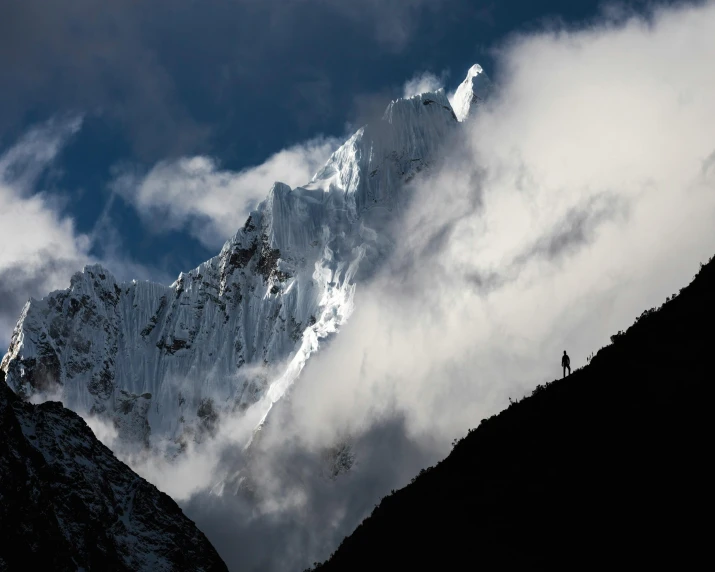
[{"left": 296, "top": 0, "right": 715, "bottom": 445}]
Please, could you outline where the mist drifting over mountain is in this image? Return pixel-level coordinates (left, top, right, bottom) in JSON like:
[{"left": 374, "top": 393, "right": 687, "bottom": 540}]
[{"left": 2, "top": 2, "right": 715, "bottom": 570}]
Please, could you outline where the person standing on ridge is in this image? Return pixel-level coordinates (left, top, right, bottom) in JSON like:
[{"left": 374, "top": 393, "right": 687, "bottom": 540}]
[{"left": 562, "top": 351, "right": 571, "bottom": 378}]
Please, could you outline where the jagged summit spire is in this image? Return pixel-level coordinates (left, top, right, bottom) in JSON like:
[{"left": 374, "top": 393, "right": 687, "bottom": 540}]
[{"left": 451, "top": 63, "right": 493, "bottom": 122}]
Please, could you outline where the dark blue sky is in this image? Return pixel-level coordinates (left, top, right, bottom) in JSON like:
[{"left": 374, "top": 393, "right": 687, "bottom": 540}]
[{"left": 1, "top": 0, "right": 649, "bottom": 283}]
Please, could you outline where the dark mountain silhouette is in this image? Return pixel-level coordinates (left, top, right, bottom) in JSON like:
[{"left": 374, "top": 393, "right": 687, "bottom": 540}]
[
  {"left": 0, "top": 370, "right": 228, "bottom": 572},
  {"left": 311, "top": 255, "right": 714, "bottom": 570}
]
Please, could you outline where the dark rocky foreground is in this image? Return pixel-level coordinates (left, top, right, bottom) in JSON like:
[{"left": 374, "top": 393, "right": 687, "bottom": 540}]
[
  {"left": 0, "top": 370, "right": 227, "bottom": 572},
  {"left": 312, "top": 256, "right": 714, "bottom": 570}
]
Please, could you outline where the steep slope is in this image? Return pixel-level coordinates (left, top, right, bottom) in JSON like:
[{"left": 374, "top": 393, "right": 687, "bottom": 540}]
[
  {"left": 313, "top": 256, "right": 714, "bottom": 570},
  {"left": 0, "top": 370, "right": 228, "bottom": 572},
  {"left": 1, "top": 87, "right": 461, "bottom": 452}
]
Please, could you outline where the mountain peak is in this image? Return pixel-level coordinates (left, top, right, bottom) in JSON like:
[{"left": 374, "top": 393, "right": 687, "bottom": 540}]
[
  {"left": 71, "top": 263, "right": 118, "bottom": 286},
  {"left": 467, "top": 63, "right": 483, "bottom": 76},
  {"left": 451, "top": 63, "right": 493, "bottom": 122}
]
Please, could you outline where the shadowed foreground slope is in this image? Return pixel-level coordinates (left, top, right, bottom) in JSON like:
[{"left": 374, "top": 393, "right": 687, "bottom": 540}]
[
  {"left": 0, "top": 370, "right": 228, "bottom": 572},
  {"left": 314, "top": 256, "right": 714, "bottom": 570}
]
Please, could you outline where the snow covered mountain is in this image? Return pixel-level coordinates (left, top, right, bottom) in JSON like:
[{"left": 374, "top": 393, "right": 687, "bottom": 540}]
[
  {"left": 1, "top": 68, "right": 486, "bottom": 453},
  {"left": 0, "top": 370, "right": 227, "bottom": 571},
  {"left": 451, "top": 64, "right": 494, "bottom": 122}
]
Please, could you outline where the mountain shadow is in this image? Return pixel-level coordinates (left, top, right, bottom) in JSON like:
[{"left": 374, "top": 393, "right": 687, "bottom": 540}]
[
  {"left": 311, "top": 255, "right": 714, "bottom": 570},
  {"left": 0, "top": 370, "right": 228, "bottom": 572}
]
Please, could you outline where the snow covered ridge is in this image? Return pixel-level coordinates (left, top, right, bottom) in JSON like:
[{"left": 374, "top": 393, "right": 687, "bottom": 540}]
[
  {"left": 0, "top": 370, "right": 228, "bottom": 571},
  {"left": 1, "top": 69, "right": 487, "bottom": 452}
]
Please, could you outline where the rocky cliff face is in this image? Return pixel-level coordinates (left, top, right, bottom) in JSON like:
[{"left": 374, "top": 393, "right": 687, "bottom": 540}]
[
  {"left": 1, "top": 85, "right": 469, "bottom": 453},
  {"left": 0, "top": 370, "right": 228, "bottom": 571}
]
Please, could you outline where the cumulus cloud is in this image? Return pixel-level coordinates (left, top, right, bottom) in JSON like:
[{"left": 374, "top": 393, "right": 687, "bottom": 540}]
[
  {"left": 117, "top": 2, "right": 715, "bottom": 570},
  {"left": 402, "top": 71, "right": 446, "bottom": 98},
  {"left": 113, "top": 137, "right": 340, "bottom": 248}
]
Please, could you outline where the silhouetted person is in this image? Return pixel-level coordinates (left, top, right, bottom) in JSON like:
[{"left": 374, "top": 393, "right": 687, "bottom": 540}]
[{"left": 562, "top": 351, "right": 571, "bottom": 378}]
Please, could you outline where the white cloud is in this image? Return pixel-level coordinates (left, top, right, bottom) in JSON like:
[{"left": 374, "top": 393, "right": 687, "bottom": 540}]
[
  {"left": 114, "top": 137, "right": 341, "bottom": 248},
  {"left": 0, "top": 117, "right": 92, "bottom": 348},
  {"left": 402, "top": 71, "right": 445, "bottom": 98},
  {"left": 0, "top": 116, "right": 82, "bottom": 189}
]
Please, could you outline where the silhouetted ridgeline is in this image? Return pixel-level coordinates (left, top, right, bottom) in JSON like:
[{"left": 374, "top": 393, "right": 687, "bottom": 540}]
[{"left": 311, "top": 255, "right": 714, "bottom": 570}]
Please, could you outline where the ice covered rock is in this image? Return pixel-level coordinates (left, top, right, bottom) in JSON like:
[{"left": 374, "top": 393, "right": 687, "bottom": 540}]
[{"left": 451, "top": 63, "right": 493, "bottom": 121}]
